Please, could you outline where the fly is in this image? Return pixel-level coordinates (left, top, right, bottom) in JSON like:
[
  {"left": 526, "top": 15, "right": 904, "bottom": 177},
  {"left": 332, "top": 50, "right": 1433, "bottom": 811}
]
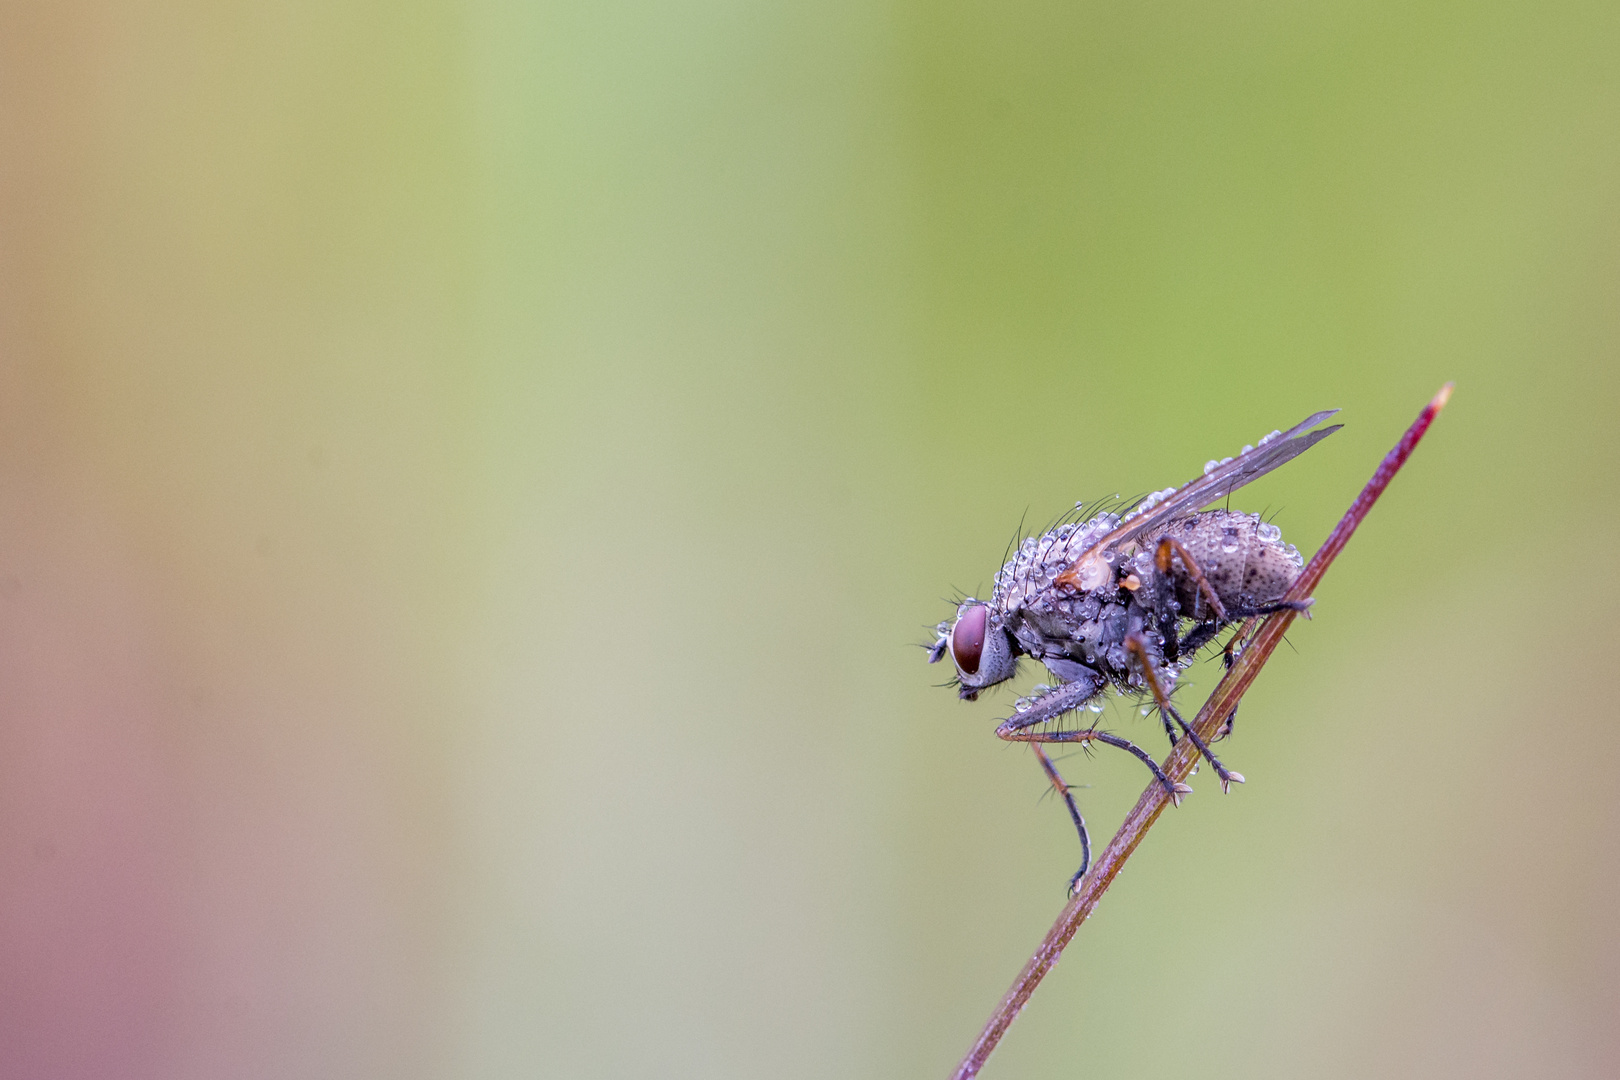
[{"left": 927, "top": 410, "right": 1341, "bottom": 893}]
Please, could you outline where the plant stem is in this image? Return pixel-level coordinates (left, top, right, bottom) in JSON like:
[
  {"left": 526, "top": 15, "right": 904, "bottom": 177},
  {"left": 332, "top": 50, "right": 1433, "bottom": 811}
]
[{"left": 949, "top": 384, "right": 1453, "bottom": 1080}]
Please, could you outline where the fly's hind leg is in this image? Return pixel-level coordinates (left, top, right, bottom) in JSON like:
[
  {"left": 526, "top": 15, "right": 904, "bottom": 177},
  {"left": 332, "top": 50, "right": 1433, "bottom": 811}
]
[
  {"left": 1217, "top": 630, "right": 1245, "bottom": 738},
  {"left": 1206, "top": 599, "right": 1311, "bottom": 738},
  {"left": 1160, "top": 620, "right": 1245, "bottom": 739},
  {"left": 1228, "top": 598, "right": 1314, "bottom": 620},
  {"left": 1124, "top": 634, "right": 1246, "bottom": 793}
]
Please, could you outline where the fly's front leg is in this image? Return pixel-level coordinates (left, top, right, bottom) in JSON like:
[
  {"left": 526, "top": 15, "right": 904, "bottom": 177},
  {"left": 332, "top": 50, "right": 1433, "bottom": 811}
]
[
  {"left": 1030, "top": 745, "right": 1091, "bottom": 893},
  {"left": 1124, "top": 634, "right": 1246, "bottom": 793},
  {"left": 995, "top": 677, "right": 1193, "bottom": 806},
  {"left": 994, "top": 675, "right": 1193, "bottom": 892}
]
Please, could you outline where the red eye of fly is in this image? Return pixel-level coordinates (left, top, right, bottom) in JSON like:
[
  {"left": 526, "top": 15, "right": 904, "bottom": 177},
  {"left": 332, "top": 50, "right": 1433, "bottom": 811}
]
[{"left": 951, "top": 604, "right": 988, "bottom": 675}]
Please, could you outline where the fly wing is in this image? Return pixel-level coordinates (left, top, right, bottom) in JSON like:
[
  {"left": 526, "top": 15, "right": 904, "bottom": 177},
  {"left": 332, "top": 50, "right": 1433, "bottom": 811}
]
[{"left": 1055, "top": 409, "right": 1341, "bottom": 590}]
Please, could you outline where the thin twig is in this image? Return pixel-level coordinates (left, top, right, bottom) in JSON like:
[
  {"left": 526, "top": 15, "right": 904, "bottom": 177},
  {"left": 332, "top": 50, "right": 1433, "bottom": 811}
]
[{"left": 950, "top": 384, "right": 1454, "bottom": 1080}]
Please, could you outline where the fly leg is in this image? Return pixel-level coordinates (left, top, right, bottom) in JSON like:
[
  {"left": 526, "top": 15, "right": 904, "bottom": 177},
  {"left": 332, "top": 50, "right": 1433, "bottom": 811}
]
[
  {"left": 984, "top": 676, "right": 1192, "bottom": 803},
  {"left": 1000, "top": 724, "right": 1193, "bottom": 893},
  {"left": 993, "top": 675, "right": 1191, "bottom": 803},
  {"left": 1177, "top": 602, "right": 1302, "bottom": 655},
  {"left": 998, "top": 718, "right": 1193, "bottom": 805},
  {"left": 1030, "top": 745, "right": 1091, "bottom": 893},
  {"left": 1218, "top": 628, "right": 1244, "bottom": 738},
  {"left": 1178, "top": 620, "right": 1222, "bottom": 655},
  {"left": 994, "top": 675, "right": 1193, "bottom": 892},
  {"left": 1172, "top": 597, "right": 1312, "bottom": 740},
  {"left": 1124, "top": 634, "right": 1245, "bottom": 793},
  {"left": 1156, "top": 536, "right": 1229, "bottom": 623},
  {"left": 1161, "top": 620, "right": 1247, "bottom": 739},
  {"left": 1148, "top": 687, "right": 1179, "bottom": 749},
  {"left": 1204, "top": 599, "right": 1312, "bottom": 739},
  {"left": 1226, "top": 598, "right": 1314, "bottom": 620},
  {"left": 1149, "top": 536, "right": 1227, "bottom": 746}
]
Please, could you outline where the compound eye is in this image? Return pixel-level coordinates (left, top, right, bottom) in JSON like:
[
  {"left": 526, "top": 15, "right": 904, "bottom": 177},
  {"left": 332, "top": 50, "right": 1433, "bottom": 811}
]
[{"left": 951, "top": 604, "right": 988, "bottom": 675}]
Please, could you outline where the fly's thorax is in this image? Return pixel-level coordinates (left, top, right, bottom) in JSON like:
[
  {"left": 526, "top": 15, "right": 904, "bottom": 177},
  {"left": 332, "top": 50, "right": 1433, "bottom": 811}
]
[
  {"left": 990, "top": 512, "right": 1121, "bottom": 615},
  {"left": 1139, "top": 510, "right": 1304, "bottom": 616}
]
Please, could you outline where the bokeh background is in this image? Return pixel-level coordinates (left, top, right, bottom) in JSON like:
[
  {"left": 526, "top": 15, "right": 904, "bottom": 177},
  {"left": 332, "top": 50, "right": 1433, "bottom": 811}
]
[{"left": 2, "top": 2, "right": 1617, "bottom": 1078}]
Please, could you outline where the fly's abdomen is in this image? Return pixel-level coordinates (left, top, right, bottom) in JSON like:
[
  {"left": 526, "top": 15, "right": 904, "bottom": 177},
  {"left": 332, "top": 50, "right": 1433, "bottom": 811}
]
[{"left": 1144, "top": 510, "right": 1304, "bottom": 620}]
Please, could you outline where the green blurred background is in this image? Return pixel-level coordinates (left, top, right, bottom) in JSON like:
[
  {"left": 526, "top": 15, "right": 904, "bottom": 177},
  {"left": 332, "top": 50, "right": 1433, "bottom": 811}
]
[{"left": 2, "top": 1, "right": 1617, "bottom": 1077}]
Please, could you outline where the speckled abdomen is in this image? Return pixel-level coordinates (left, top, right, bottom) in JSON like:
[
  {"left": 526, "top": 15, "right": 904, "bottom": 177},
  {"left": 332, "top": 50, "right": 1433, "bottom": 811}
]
[{"left": 1139, "top": 510, "right": 1305, "bottom": 620}]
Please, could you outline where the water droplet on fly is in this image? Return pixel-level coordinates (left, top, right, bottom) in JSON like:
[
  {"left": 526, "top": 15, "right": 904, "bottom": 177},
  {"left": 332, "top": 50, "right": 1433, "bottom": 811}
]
[
  {"left": 1089, "top": 701, "right": 1104, "bottom": 713},
  {"left": 1241, "top": 445, "right": 1254, "bottom": 454},
  {"left": 1204, "top": 460, "right": 1219, "bottom": 475},
  {"left": 1257, "top": 522, "right": 1281, "bottom": 542}
]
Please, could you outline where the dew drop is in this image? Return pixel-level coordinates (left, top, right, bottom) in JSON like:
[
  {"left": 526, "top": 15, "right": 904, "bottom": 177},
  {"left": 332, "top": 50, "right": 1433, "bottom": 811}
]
[{"left": 1204, "top": 460, "right": 1219, "bottom": 475}]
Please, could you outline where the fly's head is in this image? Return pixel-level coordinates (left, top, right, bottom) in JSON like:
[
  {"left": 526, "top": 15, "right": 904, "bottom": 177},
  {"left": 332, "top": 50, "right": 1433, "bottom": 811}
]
[{"left": 929, "top": 599, "right": 1019, "bottom": 700}]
